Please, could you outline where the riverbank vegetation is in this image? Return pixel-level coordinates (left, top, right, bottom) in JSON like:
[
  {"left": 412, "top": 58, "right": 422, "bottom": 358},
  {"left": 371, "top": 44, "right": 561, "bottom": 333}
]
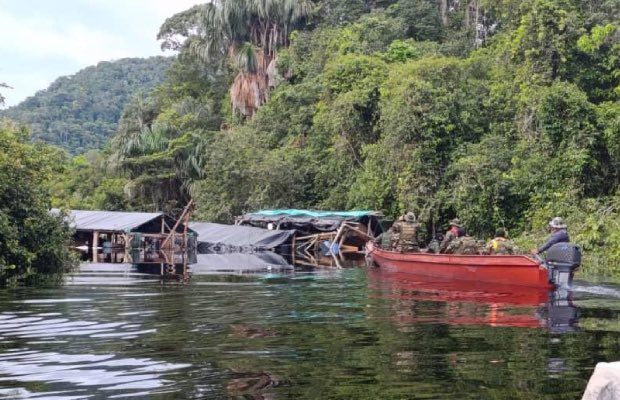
[
  {"left": 3, "top": 0, "right": 620, "bottom": 277},
  {"left": 0, "top": 122, "right": 77, "bottom": 286}
]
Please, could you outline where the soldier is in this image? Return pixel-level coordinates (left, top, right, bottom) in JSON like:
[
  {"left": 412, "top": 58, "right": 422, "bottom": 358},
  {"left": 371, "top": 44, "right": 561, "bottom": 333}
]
[
  {"left": 486, "top": 228, "right": 516, "bottom": 255},
  {"left": 427, "top": 237, "right": 441, "bottom": 254},
  {"left": 476, "top": 239, "right": 487, "bottom": 255},
  {"left": 375, "top": 227, "right": 394, "bottom": 250},
  {"left": 445, "top": 235, "right": 479, "bottom": 255},
  {"left": 439, "top": 218, "right": 465, "bottom": 253},
  {"left": 392, "top": 212, "right": 421, "bottom": 252},
  {"left": 390, "top": 216, "right": 403, "bottom": 251}
]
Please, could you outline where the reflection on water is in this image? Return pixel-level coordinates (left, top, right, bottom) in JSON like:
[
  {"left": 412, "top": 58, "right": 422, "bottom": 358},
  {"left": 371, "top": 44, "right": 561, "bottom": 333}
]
[
  {"left": 0, "top": 263, "right": 620, "bottom": 398},
  {"left": 0, "top": 349, "right": 188, "bottom": 393},
  {"left": 0, "top": 289, "right": 191, "bottom": 399},
  {"left": 192, "top": 252, "right": 294, "bottom": 275},
  {"left": 367, "top": 270, "right": 580, "bottom": 332}
]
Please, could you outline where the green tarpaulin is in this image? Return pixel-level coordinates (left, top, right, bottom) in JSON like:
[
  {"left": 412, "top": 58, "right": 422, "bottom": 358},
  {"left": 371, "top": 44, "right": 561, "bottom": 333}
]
[{"left": 247, "top": 209, "right": 379, "bottom": 218}]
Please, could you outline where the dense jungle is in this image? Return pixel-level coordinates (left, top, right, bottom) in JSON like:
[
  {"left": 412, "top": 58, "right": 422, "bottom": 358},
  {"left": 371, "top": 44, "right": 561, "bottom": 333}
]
[{"left": 1, "top": 0, "right": 620, "bottom": 283}]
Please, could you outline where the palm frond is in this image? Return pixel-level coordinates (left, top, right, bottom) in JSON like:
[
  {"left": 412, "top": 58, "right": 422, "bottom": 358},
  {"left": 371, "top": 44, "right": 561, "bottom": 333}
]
[
  {"left": 175, "top": 0, "right": 312, "bottom": 116},
  {"left": 234, "top": 42, "right": 258, "bottom": 73}
]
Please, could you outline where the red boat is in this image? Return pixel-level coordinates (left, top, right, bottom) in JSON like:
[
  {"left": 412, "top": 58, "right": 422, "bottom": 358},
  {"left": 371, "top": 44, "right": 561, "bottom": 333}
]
[{"left": 365, "top": 241, "right": 581, "bottom": 288}]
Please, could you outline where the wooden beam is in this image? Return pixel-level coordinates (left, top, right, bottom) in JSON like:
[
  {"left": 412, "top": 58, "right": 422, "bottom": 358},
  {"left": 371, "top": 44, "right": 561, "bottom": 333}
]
[{"left": 161, "top": 200, "right": 194, "bottom": 249}]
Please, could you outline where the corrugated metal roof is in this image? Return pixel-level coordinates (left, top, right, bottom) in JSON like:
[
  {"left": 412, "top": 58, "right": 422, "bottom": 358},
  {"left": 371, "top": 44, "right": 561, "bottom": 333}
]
[
  {"left": 190, "top": 222, "right": 294, "bottom": 249},
  {"left": 67, "top": 210, "right": 163, "bottom": 232}
]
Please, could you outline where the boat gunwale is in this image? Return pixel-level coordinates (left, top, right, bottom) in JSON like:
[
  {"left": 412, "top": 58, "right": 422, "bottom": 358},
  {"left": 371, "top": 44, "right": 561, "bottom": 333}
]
[{"left": 366, "top": 242, "right": 543, "bottom": 268}]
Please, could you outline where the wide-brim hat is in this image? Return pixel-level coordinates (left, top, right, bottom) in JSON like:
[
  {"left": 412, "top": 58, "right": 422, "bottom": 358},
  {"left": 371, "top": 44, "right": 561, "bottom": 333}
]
[
  {"left": 405, "top": 212, "right": 416, "bottom": 222},
  {"left": 449, "top": 218, "right": 462, "bottom": 227},
  {"left": 548, "top": 217, "right": 567, "bottom": 229}
]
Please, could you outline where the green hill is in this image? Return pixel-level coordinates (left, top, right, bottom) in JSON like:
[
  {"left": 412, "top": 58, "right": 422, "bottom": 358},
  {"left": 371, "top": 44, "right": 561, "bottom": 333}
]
[{"left": 1, "top": 56, "right": 173, "bottom": 154}]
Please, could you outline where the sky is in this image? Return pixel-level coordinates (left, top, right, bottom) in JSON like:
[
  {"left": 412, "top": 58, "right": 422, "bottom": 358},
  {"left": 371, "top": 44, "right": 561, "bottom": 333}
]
[{"left": 0, "top": 0, "right": 200, "bottom": 107}]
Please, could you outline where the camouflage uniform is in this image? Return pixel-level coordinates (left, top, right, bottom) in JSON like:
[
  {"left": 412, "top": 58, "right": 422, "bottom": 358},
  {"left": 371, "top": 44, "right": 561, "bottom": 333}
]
[
  {"left": 392, "top": 212, "right": 420, "bottom": 252},
  {"left": 445, "top": 236, "right": 479, "bottom": 255},
  {"left": 439, "top": 230, "right": 458, "bottom": 253},
  {"left": 427, "top": 239, "right": 440, "bottom": 254},
  {"left": 439, "top": 218, "right": 464, "bottom": 254},
  {"left": 486, "top": 237, "right": 516, "bottom": 255},
  {"left": 399, "top": 222, "right": 421, "bottom": 252},
  {"left": 390, "top": 222, "right": 400, "bottom": 251},
  {"left": 476, "top": 240, "right": 487, "bottom": 254},
  {"left": 376, "top": 229, "right": 394, "bottom": 250}
]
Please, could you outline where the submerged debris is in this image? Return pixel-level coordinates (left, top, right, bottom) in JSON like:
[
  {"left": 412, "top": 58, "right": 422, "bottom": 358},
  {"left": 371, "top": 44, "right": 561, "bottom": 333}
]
[
  {"left": 230, "top": 324, "right": 277, "bottom": 338},
  {"left": 226, "top": 371, "right": 279, "bottom": 399}
]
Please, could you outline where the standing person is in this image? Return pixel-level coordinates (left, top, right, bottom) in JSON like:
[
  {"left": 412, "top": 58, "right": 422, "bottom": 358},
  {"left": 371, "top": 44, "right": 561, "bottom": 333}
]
[
  {"left": 531, "top": 217, "right": 570, "bottom": 256},
  {"left": 486, "top": 228, "right": 516, "bottom": 255},
  {"left": 439, "top": 218, "right": 464, "bottom": 253},
  {"left": 392, "top": 212, "right": 421, "bottom": 252}
]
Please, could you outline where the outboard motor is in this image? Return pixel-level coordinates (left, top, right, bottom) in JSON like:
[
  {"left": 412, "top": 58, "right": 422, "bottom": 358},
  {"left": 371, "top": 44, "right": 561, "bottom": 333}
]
[{"left": 545, "top": 243, "right": 582, "bottom": 288}]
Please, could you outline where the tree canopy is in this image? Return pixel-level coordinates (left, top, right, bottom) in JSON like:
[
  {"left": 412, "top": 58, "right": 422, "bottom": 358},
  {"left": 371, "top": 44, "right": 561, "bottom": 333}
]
[
  {"left": 1, "top": 57, "right": 173, "bottom": 154},
  {"left": 158, "top": 0, "right": 312, "bottom": 116},
  {"left": 39, "top": 0, "right": 620, "bottom": 275},
  {"left": 0, "top": 122, "right": 77, "bottom": 286}
]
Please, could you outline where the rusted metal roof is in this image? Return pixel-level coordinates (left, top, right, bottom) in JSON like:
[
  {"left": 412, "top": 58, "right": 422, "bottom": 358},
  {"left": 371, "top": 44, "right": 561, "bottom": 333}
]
[{"left": 66, "top": 210, "right": 163, "bottom": 232}]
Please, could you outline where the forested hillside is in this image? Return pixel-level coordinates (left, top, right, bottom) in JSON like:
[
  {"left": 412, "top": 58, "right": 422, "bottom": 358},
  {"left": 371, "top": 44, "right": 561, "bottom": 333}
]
[
  {"left": 51, "top": 0, "right": 620, "bottom": 273},
  {"left": 1, "top": 56, "right": 173, "bottom": 154}
]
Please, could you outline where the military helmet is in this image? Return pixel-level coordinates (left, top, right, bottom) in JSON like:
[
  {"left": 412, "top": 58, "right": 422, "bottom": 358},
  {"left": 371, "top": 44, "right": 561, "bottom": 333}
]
[
  {"left": 495, "top": 228, "right": 506, "bottom": 238},
  {"left": 548, "top": 217, "right": 567, "bottom": 229},
  {"left": 405, "top": 212, "right": 416, "bottom": 222}
]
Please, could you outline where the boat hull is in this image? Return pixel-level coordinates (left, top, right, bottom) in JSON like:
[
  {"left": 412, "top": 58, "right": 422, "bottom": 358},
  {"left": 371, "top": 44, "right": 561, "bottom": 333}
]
[{"left": 366, "top": 241, "right": 552, "bottom": 288}]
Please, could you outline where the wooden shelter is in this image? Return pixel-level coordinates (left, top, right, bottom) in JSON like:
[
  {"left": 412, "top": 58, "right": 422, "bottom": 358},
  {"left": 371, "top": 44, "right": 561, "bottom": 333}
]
[
  {"left": 60, "top": 204, "right": 196, "bottom": 276},
  {"left": 236, "top": 209, "right": 384, "bottom": 268}
]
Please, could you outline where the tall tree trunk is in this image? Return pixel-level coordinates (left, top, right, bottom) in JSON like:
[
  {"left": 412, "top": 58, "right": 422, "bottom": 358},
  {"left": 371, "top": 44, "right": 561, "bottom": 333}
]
[
  {"left": 230, "top": 51, "right": 272, "bottom": 117},
  {"left": 438, "top": 0, "right": 448, "bottom": 26}
]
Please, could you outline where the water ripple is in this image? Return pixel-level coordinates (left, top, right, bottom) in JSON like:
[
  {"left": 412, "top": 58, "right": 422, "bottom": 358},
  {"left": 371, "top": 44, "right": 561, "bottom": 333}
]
[
  {"left": 0, "top": 348, "right": 190, "bottom": 394},
  {"left": 0, "top": 267, "right": 618, "bottom": 399}
]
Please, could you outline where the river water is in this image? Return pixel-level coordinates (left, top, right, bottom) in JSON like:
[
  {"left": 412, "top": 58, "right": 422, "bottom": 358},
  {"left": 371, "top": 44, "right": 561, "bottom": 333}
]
[{"left": 0, "top": 263, "right": 619, "bottom": 399}]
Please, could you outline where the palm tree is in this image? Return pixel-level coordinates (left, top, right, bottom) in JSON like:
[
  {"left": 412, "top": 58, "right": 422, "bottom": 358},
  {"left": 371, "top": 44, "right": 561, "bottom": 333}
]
[
  {"left": 107, "top": 95, "right": 212, "bottom": 213},
  {"left": 158, "top": 0, "right": 312, "bottom": 117}
]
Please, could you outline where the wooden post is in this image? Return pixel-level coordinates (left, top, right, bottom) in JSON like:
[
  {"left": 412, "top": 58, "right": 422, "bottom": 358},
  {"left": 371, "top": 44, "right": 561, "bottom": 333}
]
[
  {"left": 123, "top": 233, "right": 130, "bottom": 263},
  {"left": 291, "top": 234, "right": 296, "bottom": 266},
  {"left": 92, "top": 231, "right": 99, "bottom": 262},
  {"left": 182, "top": 209, "right": 189, "bottom": 277},
  {"left": 161, "top": 199, "right": 194, "bottom": 249}
]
